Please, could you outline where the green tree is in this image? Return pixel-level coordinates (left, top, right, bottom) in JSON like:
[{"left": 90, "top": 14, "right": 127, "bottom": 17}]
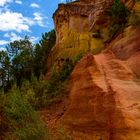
[
  {"left": 109, "top": 0, "right": 127, "bottom": 25},
  {"left": 1, "top": 85, "right": 48, "bottom": 140},
  {"left": 109, "top": 0, "right": 127, "bottom": 39},
  {"left": 0, "top": 51, "right": 11, "bottom": 90},
  {"left": 6, "top": 36, "right": 34, "bottom": 87},
  {"left": 0, "top": 30, "right": 56, "bottom": 91},
  {"left": 34, "top": 30, "right": 56, "bottom": 76}
]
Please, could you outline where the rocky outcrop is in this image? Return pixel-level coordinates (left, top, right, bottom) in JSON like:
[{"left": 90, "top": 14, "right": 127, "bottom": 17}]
[
  {"left": 52, "top": 0, "right": 115, "bottom": 60},
  {"left": 53, "top": 0, "right": 112, "bottom": 42},
  {"left": 53, "top": 0, "right": 135, "bottom": 53},
  {"left": 53, "top": 1, "right": 94, "bottom": 44},
  {"left": 61, "top": 40, "right": 140, "bottom": 139},
  {"left": 49, "top": 1, "right": 140, "bottom": 139}
]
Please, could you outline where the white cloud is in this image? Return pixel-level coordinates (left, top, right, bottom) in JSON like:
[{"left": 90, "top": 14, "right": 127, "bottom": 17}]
[
  {"left": 4, "top": 32, "right": 23, "bottom": 42},
  {"left": 0, "top": 40, "right": 9, "bottom": 45},
  {"left": 4, "top": 33, "right": 10, "bottom": 38},
  {"left": 33, "top": 12, "right": 47, "bottom": 27},
  {"left": 3, "top": 32, "right": 22, "bottom": 44},
  {"left": 0, "top": 11, "right": 34, "bottom": 32},
  {"left": 0, "top": 0, "right": 12, "bottom": 7},
  {"left": 0, "top": 47, "right": 6, "bottom": 51},
  {"left": 4, "top": 32, "right": 39, "bottom": 44},
  {"left": 10, "top": 32, "right": 22, "bottom": 41},
  {"left": 30, "top": 36, "right": 39, "bottom": 43},
  {"left": 30, "top": 3, "right": 40, "bottom": 8},
  {"left": 15, "top": 0, "right": 22, "bottom": 4}
]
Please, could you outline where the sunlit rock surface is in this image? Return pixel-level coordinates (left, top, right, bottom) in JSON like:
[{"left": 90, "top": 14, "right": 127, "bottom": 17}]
[
  {"left": 49, "top": 1, "right": 140, "bottom": 139},
  {"left": 62, "top": 48, "right": 140, "bottom": 139}
]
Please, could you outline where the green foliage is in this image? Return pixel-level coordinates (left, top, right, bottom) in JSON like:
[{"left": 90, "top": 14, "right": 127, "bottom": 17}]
[
  {"left": 109, "top": 24, "right": 124, "bottom": 39},
  {"left": 1, "top": 86, "right": 49, "bottom": 140},
  {"left": 18, "top": 62, "right": 73, "bottom": 109},
  {"left": 32, "top": 60, "right": 73, "bottom": 108},
  {"left": 0, "top": 28, "right": 72, "bottom": 139},
  {"left": 24, "top": 60, "right": 73, "bottom": 109},
  {"left": 1, "top": 36, "right": 35, "bottom": 88},
  {"left": 46, "top": 67, "right": 61, "bottom": 94},
  {"left": 60, "top": 60, "right": 73, "bottom": 82},
  {"left": 55, "top": 126, "right": 71, "bottom": 140},
  {"left": 20, "top": 80, "right": 38, "bottom": 108},
  {"left": 19, "top": 75, "right": 48, "bottom": 109},
  {"left": 109, "top": 0, "right": 127, "bottom": 25},
  {"left": 0, "top": 51, "right": 11, "bottom": 90},
  {"left": 0, "top": 30, "right": 56, "bottom": 91},
  {"left": 108, "top": 0, "right": 127, "bottom": 39},
  {"left": 73, "top": 52, "right": 83, "bottom": 64},
  {"left": 45, "top": 60, "right": 73, "bottom": 96},
  {"left": 91, "top": 46, "right": 103, "bottom": 55},
  {"left": 128, "top": 12, "right": 140, "bottom": 26},
  {"left": 34, "top": 30, "right": 56, "bottom": 76}
]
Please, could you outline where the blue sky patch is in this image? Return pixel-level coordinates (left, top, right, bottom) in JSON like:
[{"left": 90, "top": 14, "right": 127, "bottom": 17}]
[{"left": 0, "top": 0, "right": 66, "bottom": 49}]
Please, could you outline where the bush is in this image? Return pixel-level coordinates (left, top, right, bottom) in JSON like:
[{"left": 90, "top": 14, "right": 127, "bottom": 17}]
[
  {"left": 34, "top": 60, "right": 73, "bottom": 107},
  {"left": 55, "top": 126, "right": 71, "bottom": 140},
  {"left": 0, "top": 90, "right": 8, "bottom": 139},
  {"left": 60, "top": 60, "right": 73, "bottom": 82},
  {"left": 20, "top": 80, "right": 38, "bottom": 108},
  {"left": 108, "top": 0, "right": 127, "bottom": 39},
  {"left": 109, "top": 24, "right": 124, "bottom": 39},
  {"left": 45, "top": 60, "right": 73, "bottom": 94},
  {"left": 46, "top": 68, "right": 61, "bottom": 95},
  {"left": 20, "top": 60, "right": 73, "bottom": 109},
  {"left": 2, "top": 86, "right": 48, "bottom": 140},
  {"left": 109, "top": 0, "right": 127, "bottom": 25},
  {"left": 128, "top": 12, "right": 140, "bottom": 26},
  {"left": 73, "top": 52, "right": 83, "bottom": 64}
]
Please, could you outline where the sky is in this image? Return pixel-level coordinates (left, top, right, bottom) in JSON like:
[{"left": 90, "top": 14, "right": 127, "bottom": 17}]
[{"left": 0, "top": 0, "right": 66, "bottom": 50}]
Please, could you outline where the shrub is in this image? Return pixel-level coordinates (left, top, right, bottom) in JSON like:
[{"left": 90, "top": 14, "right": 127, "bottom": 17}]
[
  {"left": 60, "top": 60, "right": 73, "bottom": 82},
  {"left": 0, "top": 90, "right": 8, "bottom": 139},
  {"left": 45, "top": 67, "right": 61, "bottom": 97},
  {"left": 45, "top": 60, "right": 73, "bottom": 94},
  {"left": 35, "top": 60, "right": 73, "bottom": 107},
  {"left": 109, "top": 24, "right": 124, "bottom": 39},
  {"left": 20, "top": 80, "right": 38, "bottom": 108},
  {"left": 73, "top": 52, "right": 83, "bottom": 64},
  {"left": 128, "top": 12, "right": 140, "bottom": 26},
  {"left": 3, "top": 86, "right": 48, "bottom": 140},
  {"left": 55, "top": 126, "right": 71, "bottom": 140},
  {"left": 108, "top": 0, "right": 127, "bottom": 39},
  {"left": 109, "top": 0, "right": 127, "bottom": 25},
  {"left": 91, "top": 46, "right": 104, "bottom": 55}
]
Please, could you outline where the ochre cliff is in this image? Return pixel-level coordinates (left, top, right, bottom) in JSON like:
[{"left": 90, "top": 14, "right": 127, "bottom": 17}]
[
  {"left": 51, "top": 0, "right": 135, "bottom": 61},
  {"left": 57, "top": 26, "right": 140, "bottom": 139},
  {"left": 52, "top": 0, "right": 108, "bottom": 60},
  {"left": 48, "top": 0, "right": 140, "bottom": 139}
]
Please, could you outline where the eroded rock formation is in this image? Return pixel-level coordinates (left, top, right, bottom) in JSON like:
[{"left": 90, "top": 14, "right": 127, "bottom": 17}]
[
  {"left": 49, "top": 0, "right": 140, "bottom": 139},
  {"left": 52, "top": 0, "right": 111, "bottom": 60},
  {"left": 60, "top": 27, "right": 140, "bottom": 139},
  {"left": 62, "top": 53, "right": 140, "bottom": 139}
]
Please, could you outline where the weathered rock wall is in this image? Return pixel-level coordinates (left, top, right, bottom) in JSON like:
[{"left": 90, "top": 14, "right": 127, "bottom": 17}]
[
  {"left": 53, "top": 0, "right": 109, "bottom": 60},
  {"left": 53, "top": 0, "right": 135, "bottom": 56},
  {"left": 60, "top": 26, "right": 140, "bottom": 139},
  {"left": 46, "top": 0, "right": 140, "bottom": 139}
]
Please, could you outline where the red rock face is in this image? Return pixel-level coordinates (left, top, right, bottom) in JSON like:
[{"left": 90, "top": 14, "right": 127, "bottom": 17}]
[
  {"left": 60, "top": 27, "right": 140, "bottom": 139},
  {"left": 61, "top": 52, "right": 140, "bottom": 139},
  {"left": 109, "top": 27, "right": 140, "bottom": 77},
  {"left": 52, "top": 1, "right": 140, "bottom": 139}
]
